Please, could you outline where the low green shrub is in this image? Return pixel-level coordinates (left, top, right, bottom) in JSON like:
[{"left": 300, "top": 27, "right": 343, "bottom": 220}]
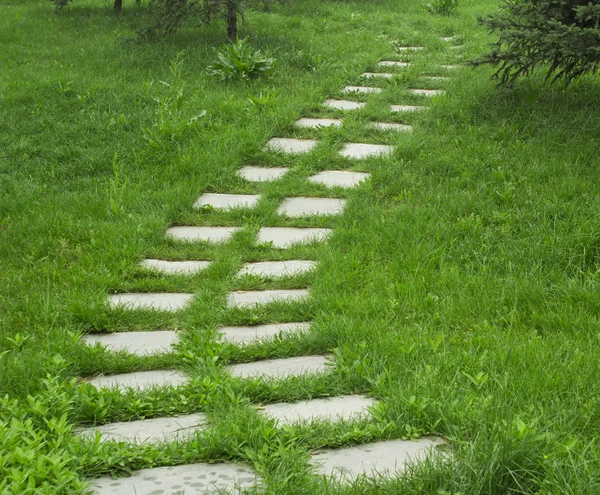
[{"left": 207, "top": 38, "right": 275, "bottom": 82}]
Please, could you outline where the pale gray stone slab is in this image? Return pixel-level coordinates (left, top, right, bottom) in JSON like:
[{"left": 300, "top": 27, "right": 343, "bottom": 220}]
[
  {"left": 166, "top": 226, "right": 240, "bottom": 243},
  {"left": 227, "top": 354, "right": 332, "bottom": 379},
  {"left": 238, "top": 166, "right": 288, "bottom": 182},
  {"left": 310, "top": 437, "right": 446, "bottom": 482},
  {"left": 441, "top": 36, "right": 456, "bottom": 42},
  {"left": 108, "top": 293, "right": 193, "bottom": 311},
  {"left": 277, "top": 197, "right": 346, "bottom": 217},
  {"left": 76, "top": 413, "right": 208, "bottom": 444},
  {"left": 260, "top": 395, "right": 376, "bottom": 425},
  {"left": 141, "top": 259, "right": 211, "bottom": 275},
  {"left": 410, "top": 89, "right": 445, "bottom": 97},
  {"left": 295, "top": 118, "right": 342, "bottom": 128},
  {"left": 394, "top": 46, "right": 425, "bottom": 51},
  {"left": 266, "top": 138, "right": 318, "bottom": 154},
  {"left": 87, "top": 370, "right": 188, "bottom": 391},
  {"left": 361, "top": 72, "right": 394, "bottom": 79},
  {"left": 323, "top": 99, "right": 365, "bottom": 111},
  {"left": 340, "top": 143, "right": 395, "bottom": 160},
  {"left": 423, "top": 76, "right": 450, "bottom": 82},
  {"left": 378, "top": 61, "right": 411, "bottom": 68},
  {"left": 88, "top": 462, "right": 260, "bottom": 495},
  {"left": 440, "top": 64, "right": 458, "bottom": 70},
  {"left": 257, "top": 227, "right": 333, "bottom": 248},
  {"left": 308, "top": 171, "right": 371, "bottom": 188},
  {"left": 239, "top": 260, "right": 317, "bottom": 278},
  {"left": 83, "top": 331, "right": 178, "bottom": 356},
  {"left": 370, "top": 122, "right": 413, "bottom": 132},
  {"left": 390, "top": 105, "right": 427, "bottom": 113},
  {"left": 227, "top": 289, "right": 309, "bottom": 308},
  {"left": 218, "top": 322, "right": 311, "bottom": 345},
  {"left": 343, "top": 86, "right": 382, "bottom": 95},
  {"left": 194, "top": 193, "right": 260, "bottom": 210}
]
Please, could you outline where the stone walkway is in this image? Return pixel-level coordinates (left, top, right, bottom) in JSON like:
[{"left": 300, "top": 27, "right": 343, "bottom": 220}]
[{"left": 81, "top": 39, "right": 459, "bottom": 493}]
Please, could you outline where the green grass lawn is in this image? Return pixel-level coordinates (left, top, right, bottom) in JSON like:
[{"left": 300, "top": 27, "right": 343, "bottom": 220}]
[{"left": 2, "top": 0, "right": 600, "bottom": 492}]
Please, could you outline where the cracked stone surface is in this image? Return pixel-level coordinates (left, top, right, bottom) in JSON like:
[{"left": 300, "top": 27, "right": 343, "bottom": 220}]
[
  {"left": 76, "top": 413, "right": 208, "bottom": 444},
  {"left": 323, "top": 99, "right": 365, "bottom": 111},
  {"left": 310, "top": 437, "right": 446, "bottom": 482},
  {"left": 218, "top": 322, "right": 311, "bottom": 345},
  {"left": 108, "top": 293, "right": 193, "bottom": 311},
  {"left": 370, "top": 122, "right": 413, "bottom": 132},
  {"left": 260, "top": 395, "right": 376, "bottom": 426},
  {"left": 295, "top": 118, "right": 342, "bottom": 128},
  {"left": 227, "top": 289, "right": 310, "bottom": 308},
  {"left": 343, "top": 86, "right": 382, "bottom": 94},
  {"left": 166, "top": 226, "right": 240, "bottom": 243},
  {"left": 339, "top": 143, "right": 395, "bottom": 159},
  {"left": 378, "top": 61, "right": 410, "bottom": 67},
  {"left": 194, "top": 193, "right": 260, "bottom": 210},
  {"left": 238, "top": 166, "right": 288, "bottom": 182},
  {"left": 141, "top": 259, "right": 211, "bottom": 275},
  {"left": 266, "top": 138, "right": 318, "bottom": 154},
  {"left": 239, "top": 260, "right": 317, "bottom": 278},
  {"left": 308, "top": 171, "right": 371, "bottom": 188},
  {"left": 390, "top": 105, "right": 427, "bottom": 113},
  {"left": 86, "top": 370, "right": 188, "bottom": 391},
  {"left": 410, "top": 89, "right": 445, "bottom": 97},
  {"left": 361, "top": 72, "right": 393, "bottom": 79},
  {"left": 83, "top": 331, "right": 178, "bottom": 356},
  {"left": 277, "top": 197, "right": 346, "bottom": 217},
  {"left": 88, "top": 462, "right": 260, "bottom": 495},
  {"left": 227, "top": 354, "right": 332, "bottom": 379},
  {"left": 257, "top": 227, "right": 332, "bottom": 248}
]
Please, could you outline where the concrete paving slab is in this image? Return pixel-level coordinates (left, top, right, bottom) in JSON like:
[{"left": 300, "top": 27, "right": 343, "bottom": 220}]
[
  {"left": 343, "top": 86, "right": 382, "bottom": 95},
  {"left": 227, "top": 289, "right": 309, "bottom": 308},
  {"left": 76, "top": 413, "right": 208, "bottom": 444},
  {"left": 295, "top": 118, "right": 342, "bottom": 128},
  {"left": 422, "top": 76, "right": 450, "bottom": 82},
  {"left": 440, "top": 64, "right": 458, "bottom": 70},
  {"left": 410, "top": 89, "right": 445, "bottom": 97},
  {"left": 378, "top": 61, "right": 411, "bottom": 68},
  {"left": 323, "top": 99, "right": 365, "bottom": 111},
  {"left": 440, "top": 36, "right": 456, "bottom": 42},
  {"left": 266, "top": 138, "right": 318, "bottom": 154},
  {"left": 83, "top": 331, "right": 178, "bottom": 356},
  {"left": 227, "top": 354, "right": 332, "bottom": 379},
  {"left": 218, "top": 322, "right": 311, "bottom": 345},
  {"left": 390, "top": 105, "right": 427, "bottom": 113},
  {"left": 257, "top": 227, "right": 333, "bottom": 248},
  {"left": 108, "top": 293, "right": 193, "bottom": 312},
  {"left": 277, "top": 197, "right": 346, "bottom": 217},
  {"left": 166, "top": 226, "right": 240, "bottom": 243},
  {"left": 141, "top": 259, "right": 211, "bottom": 275},
  {"left": 361, "top": 72, "right": 394, "bottom": 79},
  {"left": 370, "top": 122, "right": 413, "bottom": 132},
  {"left": 194, "top": 193, "right": 260, "bottom": 210},
  {"left": 339, "top": 143, "right": 395, "bottom": 159},
  {"left": 308, "top": 171, "right": 371, "bottom": 188},
  {"left": 394, "top": 46, "right": 425, "bottom": 51},
  {"left": 238, "top": 166, "right": 288, "bottom": 182},
  {"left": 239, "top": 260, "right": 317, "bottom": 278},
  {"left": 88, "top": 462, "right": 259, "bottom": 495},
  {"left": 87, "top": 370, "right": 188, "bottom": 391}
]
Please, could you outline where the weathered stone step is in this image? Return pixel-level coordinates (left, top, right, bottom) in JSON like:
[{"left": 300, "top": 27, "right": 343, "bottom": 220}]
[
  {"left": 308, "top": 171, "right": 370, "bottom": 188},
  {"left": 83, "top": 330, "right": 178, "bottom": 356},
  {"left": 361, "top": 72, "right": 393, "bottom": 79},
  {"left": 323, "top": 99, "right": 365, "bottom": 111},
  {"left": 260, "top": 395, "right": 376, "bottom": 425},
  {"left": 88, "top": 462, "right": 260, "bottom": 494},
  {"left": 370, "top": 122, "right": 413, "bottom": 132},
  {"left": 108, "top": 293, "right": 193, "bottom": 311},
  {"left": 218, "top": 322, "right": 311, "bottom": 345},
  {"left": 390, "top": 104, "right": 427, "bottom": 113},
  {"left": 410, "top": 89, "right": 445, "bottom": 97},
  {"left": 295, "top": 117, "right": 342, "bottom": 128},
  {"left": 340, "top": 143, "right": 395, "bottom": 159},
  {"left": 266, "top": 138, "right": 317, "bottom": 154},
  {"left": 277, "top": 197, "right": 347, "bottom": 217},
  {"left": 141, "top": 259, "right": 211, "bottom": 275},
  {"left": 166, "top": 226, "right": 240, "bottom": 243},
  {"left": 227, "top": 289, "right": 309, "bottom": 308},
  {"left": 257, "top": 227, "right": 332, "bottom": 248},
  {"left": 227, "top": 354, "right": 332, "bottom": 379},
  {"left": 76, "top": 413, "right": 207, "bottom": 443},
  {"left": 194, "top": 193, "right": 260, "bottom": 210},
  {"left": 238, "top": 260, "right": 316, "bottom": 278},
  {"left": 86, "top": 370, "right": 188, "bottom": 391},
  {"left": 238, "top": 165, "right": 289, "bottom": 182},
  {"left": 378, "top": 61, "right": 411, "bottom": 68},
  {"left": 310, "top": 437, "right": 446, "bottom": 482},
  {"left": 343, "top": 86, "right": 382, "bottom": 94}
]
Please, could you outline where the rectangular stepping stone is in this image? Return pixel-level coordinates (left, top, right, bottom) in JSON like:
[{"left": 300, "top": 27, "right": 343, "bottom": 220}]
[
  {"left": 194, "top": 193, "right": 260, "bottom": 210},
  {"left": 227, "top": 289, "right": 309, "bottom": 308},
  {"left": 218, "top": 322, "right": 311, "bottom": 345},
  {"left": 423, "top": 76, "right": 450, "bottom": 82},
  {"left": 378, "top": 61, "right": 410, "bottom": 68},
  {"left": 140, "top": 259, "right": 210, "bottom": 275},
  {"left": 83, "top": 331, "right": 178, "bottom": 356},
  {"left": 440, "top": 64, "right": 458, "bottom": 70},
  {"left": 295, "top": 118, "right": 342, "bottom": 128},
  {"left": 340, "top": 143, "right": 395, "bottom": 160},
  {"left": 86, "top": 370, "right": 188, "bottom": 392},
  {"left": 323, "top": 99, "right": 365, "bottom": 111},
  {"left": 308, "top": 171, "right": 370, "bottom": 188},
  {"left": 88, "top": 462, "right": 260, "bottom": 495},
  {"left": 257, "top": 227, "right": 332, "bottom": 248},
  {"left": 343, "top": 86, "right": 382, "bottom": 95},
  {"left": 266, "top": 137, "right": 317, "bottom": 154},
  {"left": 259, "top": 395, "right": 376, "bottom": 426},
  {"left": 391, "top": 104, "right": 427, "bottom": 113},
  {"left": 278, "top": 197, "right": 346, "bottom": 217},
  {"left": 310, "top": 437, "right": 446, "bottom": 482},
  {"left": 166, "top": 226, "right": 240, "bottom": 243},
  {"left": 238, "top": 165, "right": 288, "bottom": 182},
  {"left": 361, "top": 72, "right": 393, "bottom": 78},
  {"left": 239, "top": 260, "right": 317, "bottom": 278},
  {"left": 76, "top": 413, "right": 207, "bottom": 444},
  {"left": 370, "top": 122, "right": 413, "bottom": 132},
  {"left": 410, "top": 89, "right": 445, "bottom": 97},
  {"left": 108, "top": 293, "right": 193, "bottom": 312},
  {"left": 227, "top": 354, "right": 332, "bottom": 379},
  {"left": 394, "top": 46, "right": 425, "bottom": 51},
  {"left": 441, "top": 36, "right": 456, "bottom": 42}
]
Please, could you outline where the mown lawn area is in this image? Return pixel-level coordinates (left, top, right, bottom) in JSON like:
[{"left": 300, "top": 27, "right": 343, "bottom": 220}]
[{"left": 2, "top": 0, "right": 600, "bottom": 493}]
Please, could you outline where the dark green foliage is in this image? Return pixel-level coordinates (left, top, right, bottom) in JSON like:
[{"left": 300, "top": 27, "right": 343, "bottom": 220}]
[
  {"left": 474, "top": 0, "right": 600, "bottom": 84},
  {"left": 423, "top": 0, "right": 459, "bottom": 17}
]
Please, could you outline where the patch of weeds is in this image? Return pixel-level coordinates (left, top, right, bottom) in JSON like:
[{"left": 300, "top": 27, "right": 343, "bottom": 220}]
[
  {"left": 207, "top": 38, "right": 275, "bottom": 82},
  {"left": 423, "top": 0, "right": 459, "bottom": 16}
]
